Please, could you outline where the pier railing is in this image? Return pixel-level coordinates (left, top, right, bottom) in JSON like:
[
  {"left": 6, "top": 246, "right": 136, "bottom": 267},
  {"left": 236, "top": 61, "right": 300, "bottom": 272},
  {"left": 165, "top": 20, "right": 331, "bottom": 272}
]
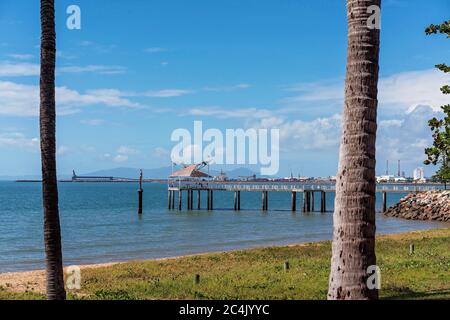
[
  {"left": 167, "top": 182, "right": 445, "bottom": 212},
  {"left": 168, "top": 182, "right": 444, "bottom": 193}
]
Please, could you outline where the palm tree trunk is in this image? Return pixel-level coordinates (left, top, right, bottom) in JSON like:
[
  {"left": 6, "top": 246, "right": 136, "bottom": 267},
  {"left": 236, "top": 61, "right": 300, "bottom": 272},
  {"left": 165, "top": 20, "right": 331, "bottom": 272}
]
[
  {"left": 40, "top": 0, "right": 66, "bottom": 300},
  {"left": 328, "top": 0, "right": 381, "bottom": 300}
]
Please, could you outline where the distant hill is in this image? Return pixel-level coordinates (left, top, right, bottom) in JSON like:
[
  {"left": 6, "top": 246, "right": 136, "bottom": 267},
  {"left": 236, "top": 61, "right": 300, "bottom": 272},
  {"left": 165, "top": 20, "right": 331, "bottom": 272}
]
[
  {"left": 82, "top": 166, "right": 258, "bottom": 180},
  {"left": 0, "top": 174, "right": 72, "bottom": 181},
  {"left": 83, "top": 167, "right": 171, "bottom": 179},
  {"left": 0, "top": 167, "right": 260, "bottom": 181},
  {"left": 224, "top": 167, "right": 257, "bottom": 179}
]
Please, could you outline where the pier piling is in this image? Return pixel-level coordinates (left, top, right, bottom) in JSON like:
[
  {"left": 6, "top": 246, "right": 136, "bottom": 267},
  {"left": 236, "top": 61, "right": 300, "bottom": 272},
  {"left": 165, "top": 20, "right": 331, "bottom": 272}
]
[
  {"left": 382, "top": 192, "right": 387, "bottom": 213},
  {"left": 167, "top": 182, "right": 429, "bottom": 213},
  {"left": 262, "top": 192, "right": 265, "bottom": 211},
  {"left": 187, "top": 189, "right": 194, "bottom": 210},
  {"left": 302, "top": 192, "right": 306, "bottom": 212},
  {"left": 262, "top": 191, "right": 268, "bottom": 211},
  {"left": 320, "top": 191, "right": 326, "bottom": 213},
  {"left": 237, "top": 191, "right": 241, "bottom": 210},
  {"left": 306, "top": 192, "right": 311, "bottom": 212},
  {"left": 138, "top": 169, "right": 143, "bottom": 214},
  {"left": 171, "top": 190, "right": 175, "bottom": 209},
  {"left": 168, "top": 190, "right": 172, "bottom": 209},
  {"left": 291, "top": 192, "right": 296, "bottom": 211},
  {"left": 210, "top": 190, "right": 214, "bottom": 210}
]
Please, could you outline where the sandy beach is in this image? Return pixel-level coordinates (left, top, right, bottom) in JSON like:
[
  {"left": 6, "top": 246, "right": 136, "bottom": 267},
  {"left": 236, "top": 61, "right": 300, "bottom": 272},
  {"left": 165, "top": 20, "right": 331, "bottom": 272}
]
[
  {"left": 0, "top": 250, "right": 240, "bottom": 294},
  {"left": 2, "top": 228, "right": 449, "bottom": 296},
  {"left": 0, "top": 263, "right": 120, "bottom": 294}
]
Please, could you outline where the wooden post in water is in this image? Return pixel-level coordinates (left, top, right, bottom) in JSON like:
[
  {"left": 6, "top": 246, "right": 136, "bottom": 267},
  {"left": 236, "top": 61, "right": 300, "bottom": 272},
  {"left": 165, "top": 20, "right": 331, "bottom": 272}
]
[
  {"left": 262, "top": 191, "right": 266, "bottom": 211},
  {"left": 302, "top": 192, "right": 306, "bottom": 212},
  {"left": 187, "top": 189, "right": 191, "bottom": 210},
  {"left": 168, "top": 190, "right": 171, "bottom": 209},
  {"left": 237, "top": 191, "right": 241, "bottom": 210},
  {"left": 320, "top": 191, "right": 323, "bottom": 212},
  {"left": 178, "top": 190, "right": 182, "bottom": 210},
  {"left": 234, "top": 191, "right": 238, "bottom": 210},
  {"left": 306, "top": 191, "right": 311, "bottom": 212},
  {"left": 138, "top": 169, "right": 143, "bottom": 214},
  {"left": 291, "top": 192, "right": 296, "bottom": 211},
  {"left": 210, "top": 190, "right": 214, "bottom": 210},
  {"left": 382, "top": 191, "right": 387, "bottom": 213},
  {"left": 265, "top": 191, "right": 268, "bottom": 210},
  {"left": 311, "top": 192, "right": 315, "bottom": 212},
  {"left": 172, "top": 190, "right": 175, "bottom": 209},
  {"left": 207, "top": 190, "right": 210, "bottom": 210},
  {"left": 197, "top": 190, "right": 201, "bottom": 209}
]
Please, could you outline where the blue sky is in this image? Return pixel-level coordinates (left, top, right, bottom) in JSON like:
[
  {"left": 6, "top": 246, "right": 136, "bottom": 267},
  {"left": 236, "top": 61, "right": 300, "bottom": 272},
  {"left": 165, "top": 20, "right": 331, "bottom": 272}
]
[{"left": 0, "top": 0, "right": 449, "bottom": 177}]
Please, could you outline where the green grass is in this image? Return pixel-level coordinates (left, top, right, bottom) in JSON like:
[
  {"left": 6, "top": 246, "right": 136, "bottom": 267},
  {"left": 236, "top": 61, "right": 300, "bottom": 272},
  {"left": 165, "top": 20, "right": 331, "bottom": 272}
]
[{"left": 2, "top": 228, "right": 449, "bottom": 300}]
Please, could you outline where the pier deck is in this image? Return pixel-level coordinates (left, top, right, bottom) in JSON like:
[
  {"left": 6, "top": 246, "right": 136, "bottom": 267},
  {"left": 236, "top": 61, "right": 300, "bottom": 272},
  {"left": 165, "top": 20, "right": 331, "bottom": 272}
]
[{"left": 167, "top": 183, "right": 443, "bottom": 212}]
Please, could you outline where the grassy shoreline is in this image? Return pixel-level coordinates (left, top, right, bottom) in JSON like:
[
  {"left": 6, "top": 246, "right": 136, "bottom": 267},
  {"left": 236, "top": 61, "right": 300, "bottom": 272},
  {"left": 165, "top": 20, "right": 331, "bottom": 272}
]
[{"left": 1, "top": 228, "right": 449, "bottom": 300}]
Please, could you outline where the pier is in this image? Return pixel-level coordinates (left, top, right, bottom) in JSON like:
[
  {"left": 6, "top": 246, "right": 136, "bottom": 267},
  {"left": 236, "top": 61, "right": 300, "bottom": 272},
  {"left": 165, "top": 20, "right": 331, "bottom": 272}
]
[{"left": 167, "top": 182, "right": 442, "bottom": 212}]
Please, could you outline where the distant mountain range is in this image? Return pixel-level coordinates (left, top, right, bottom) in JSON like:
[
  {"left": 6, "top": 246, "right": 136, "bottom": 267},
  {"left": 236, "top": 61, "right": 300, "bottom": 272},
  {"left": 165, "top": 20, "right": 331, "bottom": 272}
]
[
  {"left": 0, "top": 167, "right": 258, "bottom": 181},
  {"left": 83, "top": 166, "right": 258, "bottom": 179}
]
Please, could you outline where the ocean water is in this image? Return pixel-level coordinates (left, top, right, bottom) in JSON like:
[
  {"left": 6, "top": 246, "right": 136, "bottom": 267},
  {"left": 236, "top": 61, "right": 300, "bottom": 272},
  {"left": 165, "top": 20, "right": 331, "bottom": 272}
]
[{"left": 0, "top": 181, "right": 446, "bottom": 272}]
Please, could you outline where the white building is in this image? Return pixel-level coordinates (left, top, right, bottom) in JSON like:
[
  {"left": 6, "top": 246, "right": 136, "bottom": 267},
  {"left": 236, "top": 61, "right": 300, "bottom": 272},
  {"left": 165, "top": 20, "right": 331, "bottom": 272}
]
[
  {"left": 413, "top": 167, "right": 426, "bottom": 183},
  {"left": 376, "top": 175, "right": 395, "bottom": 183}
]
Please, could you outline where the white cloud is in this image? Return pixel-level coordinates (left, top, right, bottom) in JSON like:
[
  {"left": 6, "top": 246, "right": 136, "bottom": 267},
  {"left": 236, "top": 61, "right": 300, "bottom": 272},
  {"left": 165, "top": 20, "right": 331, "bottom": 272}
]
[
  {"left": 0, "top": 62, "right": 40, "bottom": 77},
  {"left": 142, "top": 89, "right": 192, "bottom": 97},
  {"left": 377, "top": 105, "right": 437, "bottom": 172},
  {"left": 187, "top": 106, "right": 275, "bottom": 119},
  {"left": 117, "top": 146, "right": 139, "bottom": 155},
  {"left": 203, "top": 84, "right": 252, "bottom": 92},
  {"left": 64, "top": 87, "right": 141, "bottom": 108},
  {"left": 250, "top": 104, "right": 439, "bottom": 175},
  {"left": 113, "top": 154, "right": 128, "bottom": 163},
  {"left": 80, "top": 119, "right": 105, "bottom": 126},
  {"left": 0, "top": 81, "right": 141, "bottom": 117},
  {"left": 380, "top": 69, "right": 449, "bottom": 112},
  {"left": 0, "top": 62, "right": 126, "bottom": 77},
  {"left": 57, "top": 145, "right": 70, "bottom": 156},
  {"left": 379, "top": 119, "right": 403, "bottom": 127},
  {"left": 144, "top": 47, "right": 169, "bottom": 53},
  {"left": 254, "top": 114, "right": 342, "bottom": 152},
  {"left": 153, "top": 147, "right": 170, "bottom": 159},
  {"left": 7, "top": 54, "right": 34, "bottom": 60},
  {"left": 59, "top": 65, "right": 126, "bottom": 75},
  {"left": 0, "top": 132, "right": 39, "bottom": 151},
  {"left": 282, "top": 68, "right": 449, "bottom": 114}
]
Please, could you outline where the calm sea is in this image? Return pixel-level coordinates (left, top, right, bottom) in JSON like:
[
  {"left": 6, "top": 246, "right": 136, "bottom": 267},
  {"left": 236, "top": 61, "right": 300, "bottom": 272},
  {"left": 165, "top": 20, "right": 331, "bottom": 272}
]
[{"left": 0, "top": 181, "right": 446, "bottom": 272}]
